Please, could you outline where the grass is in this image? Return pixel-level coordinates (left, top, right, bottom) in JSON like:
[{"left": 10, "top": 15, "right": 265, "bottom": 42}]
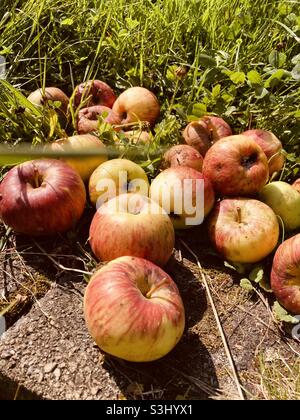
[
  {"left": 0, "top": 0, "right": 300, "bottom": 400},
  {"left": 257, "top": 353, "right": 300, "bottom": 399},
  {"left": 0, "top": 0, "right": 299, "bottom": 170}
]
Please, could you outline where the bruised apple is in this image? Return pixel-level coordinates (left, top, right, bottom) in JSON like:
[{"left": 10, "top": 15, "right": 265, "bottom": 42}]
[
  {"left": 84, "top": 256, "right": 185, "bottom": 362},
  {"left": 200, "top": 115, "right": 232, "bottom": 143},
  {"left": 202, "top": 135, "right": 269, "bottom": 196},
  {"left": 271, "top": 234, "right": 300, "bottom": 314},
  {"left": 89, "top": 193, "right": 175, "bottom": 266},
  {"left": 47, "top": 134, "right": 107, "bottom": 182},
  {"left": 243, "top": 129, "right": 284, "bottom": 176},
  {"left": 208, "top": 198, "right": 279, "bottom": 263},
  {"left": 182, "top": 121, "right": 211, "bottom": 156},
  {"left": 0, "top": 159, "right": 86, "bottom": 236},
  {"left": 73, "top": 80, "right": 116, "bottom": 109},
  {"left": 76, "top": 106, "right": 121, "bottom": 134},
  {"left": 162, "top": 144, "right": 203, "bottom": 172}
]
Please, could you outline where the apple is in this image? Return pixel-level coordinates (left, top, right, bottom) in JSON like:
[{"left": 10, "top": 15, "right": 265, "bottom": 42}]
[
  {"left": 0, "top": 159, "right": 86, "bottom": 236},
  {"left": 89, "top": 158, "right": 149, "bottom": 207},
  {"left": 243, "top": 129, "right": 284, "bottom": 176},
  {"left": 271, "top": 234, "right": 300, "bottom": 314},
  {"left": 200, "top": 115, "right": 232, "bottom": 142},
  {"left": 121, "top": 130, "right": 152, "bottom": 145},
  {"left": 47, "top": 134, "right": 107, "bottom": 182},
  {"left": 89, "top": 193, "right": 175, "bottom": 266},
  {"left": 208, "top": 198, "right": 279, "bottom": 263},
  {"left": 77, "top": 105, "right": 121, "bottom": 134},
  {"left": 182, "top": 121, "right": 211, "bottom": 156},
  {"left": 162, "top": 144, "right": 203, "bottom": 172},
  {"left": 259, "top": 181, "right": 300, "bottom": 230},
  {"left": 292, "top": 179, "right": 300, "bottom": 193},
  {"left": 112, "top": 87, "right": 160, "bottom": 126},
  {"left": 27, "top": 87, "right": 69, "bottom": 115},
  {"left": 73, "top": 80, "right": 116, "bottom": 109},
  {"left": 150, "top": 166, "right": 215, "bottom": 229},
  {"left": 202, "top": 135, "right": 269, "bottom": 196},
  {"left": 84, "top": 256, "right": 185, "bottom": 362}
]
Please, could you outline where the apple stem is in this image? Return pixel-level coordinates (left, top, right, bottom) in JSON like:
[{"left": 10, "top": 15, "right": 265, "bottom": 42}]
[
  {"left": 237, "top": 207, "right": 242, "bottom": 224},
  {"left": 33, "top": 166, "right": 40, "bottom": 188},
  {"left": 146, "top": 277, "right": 169, "bottom": 299}
]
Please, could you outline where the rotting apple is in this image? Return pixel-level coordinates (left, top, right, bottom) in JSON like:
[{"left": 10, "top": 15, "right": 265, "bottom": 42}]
[
  {"left": 202, "top": 135, "right": 269, "bottom": 196},
  {"left": 112, "top": 87, "right": 160, "bottom": 126},
  {"left": 243, "top": 129, "right": 284, "bottom": 176},
  {"left": 73, "top": 80, "right": 116, "bottom": 109},
  {"left": 27, "top": 87, "right": 69, "bottom": 116},
  {"left": 47, "top": 134, "right": 107, "bottom": 182},
  {"left": 200, "top": 115, "right": 232, "bottom": 143},
  {"left": 89, "top": 158, "right": 149, "bottom": 207},
  {"left": 182, "top": 121, "right": 211, "bottom": 156},
  {"left": 77, "top": 105, "right": 121, "bottom": 134},
  {"left": 0, "top": 159, "right": 86, "bottom": 236},
  {"left": 208, "top": 198, "right": 279, "bottom": 263},
  {"left": 259, "top": 181, "right": 300, "bottom": 230},
  {"left": 271, "top": 233, "right": 300, "bottom": 314},
  {"left": 150, "top": 166, "right": 215, "bottom": 229},
  {"left": 84, "top": 256, "right": 185, "bottom": 362},
  {"left": 162, "top": 144, "right": 203, "bottom": 172},
  {"left": 89, "top": 193, "right": 175, "bottom": 266}
]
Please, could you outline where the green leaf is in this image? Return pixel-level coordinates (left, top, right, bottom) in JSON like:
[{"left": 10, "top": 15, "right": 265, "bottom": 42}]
[
  {"left": 268, "top": 50, "right": 286, "bottom": 68},
  {"left": 212, "top": 84, "right": 221, "bottom": 98},
  {"left": 230, "top": 71, "right": 246, "bottom": 85},
  {"left": 48, "top": 109, "right": 58, "bottom": 138},
  {"left": 61, "top": 18, "right": 74, "bottom": 26},
  {"left": 240, "top": 278, "right": 254, "bottom": 291},
  {"left": 272, "top": 302, "right": 299, "bottom": 324},
  {"left": 292, "top": 53, "right": 300, "bottom": 65},
  {"left": 191, "top": 103, "right": 207, "bottom": 117},
  {"left": 198, "top": 54, "right": 216, "bottom": 68},
  {"left": 249, "top": 266, "right": 264, "bottom": 283},
  {"left": 224, "top": 261, "right": 246, "bottom": 274},
  {"left": 264, "top": 69, "right": 285, "bottom": 88},
  {"left": 247, "top": 70, "right": 262, "bottom": 86},
  {"left": 291, "top": 63, "right": 300, "bottom": 81}
]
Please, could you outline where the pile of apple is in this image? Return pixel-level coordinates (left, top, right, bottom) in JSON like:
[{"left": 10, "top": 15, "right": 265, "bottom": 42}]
[{"left": 0, "top": 80, "right": 300, "bottom": 364}]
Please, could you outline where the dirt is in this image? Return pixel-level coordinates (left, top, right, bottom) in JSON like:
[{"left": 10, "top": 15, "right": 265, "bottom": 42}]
[{"left": 0, "top": 220, "right": 300, "bottom": 400}]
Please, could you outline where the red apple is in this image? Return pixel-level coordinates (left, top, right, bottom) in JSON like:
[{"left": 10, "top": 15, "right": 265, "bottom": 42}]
[
  {"left": 200, "top": 116, "right": 232, "bottom": 142},
  {"left": 84, "top": 256, "right": 185, "bottom": 362},
  {"left": 73, "top": 80, "right": 116, "bottom": 109},
  {"left": 112, "top": 87, "right": 160, "bottom": 126},
  {"left": 208, "top": 198, "right": 279, "bottom": 263},
  {"left": 293, "top": 179, "right": 300, "bottom": 193},
  {"left": 77, "top": 105, "right": 121, "bottom": 134},
  {"left": 162, "top": 144, "right": 203, "bottom": 172},
  {"left": 202, "top": 135, "right": 269, "bottom": 196},
  {"left": 243, "top": 129, "right": 284, "bottom": 176},
  {"left": 0, "top": 159, "right": 86, "bottom": 236},
  {"left": 271, "top": 234, "right": 300, "bottom": 314},
  {"left": 47, "top": 134, "right": 107, "bottom": 182},
  {"left": 150, "top": 166, "right": 215, "bottom": 229},
  {"left": 89, "top": 193, "right": 175, "bottom": 266},
  {"left": 182, "top": 121, "right": 211, "bottom": 156},
  {"left": 27, "top": 87, "right": 69, "bottom": 115}
]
